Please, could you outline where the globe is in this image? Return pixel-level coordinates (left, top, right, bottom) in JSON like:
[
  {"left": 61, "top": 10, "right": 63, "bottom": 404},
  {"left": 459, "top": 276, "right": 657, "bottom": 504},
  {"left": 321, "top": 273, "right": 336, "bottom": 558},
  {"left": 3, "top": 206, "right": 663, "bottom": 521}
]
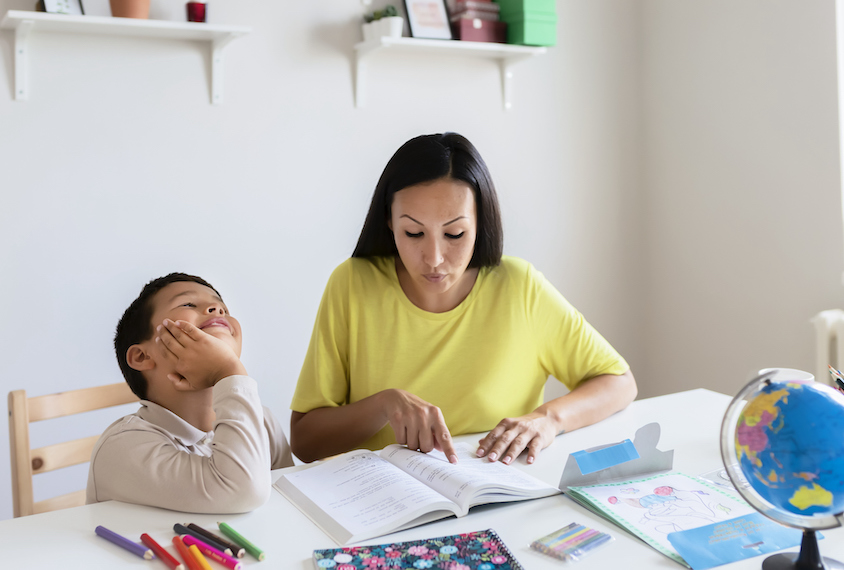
[{"left": 721, "top": 370, "right": 844, "bottom": 570}]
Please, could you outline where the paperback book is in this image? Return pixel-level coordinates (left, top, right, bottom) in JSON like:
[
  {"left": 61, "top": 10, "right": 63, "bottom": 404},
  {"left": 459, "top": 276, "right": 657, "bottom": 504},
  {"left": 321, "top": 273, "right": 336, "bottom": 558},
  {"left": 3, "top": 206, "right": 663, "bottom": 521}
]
[{"left": 275, "top": 443, "right": 559, "bottom": 545}]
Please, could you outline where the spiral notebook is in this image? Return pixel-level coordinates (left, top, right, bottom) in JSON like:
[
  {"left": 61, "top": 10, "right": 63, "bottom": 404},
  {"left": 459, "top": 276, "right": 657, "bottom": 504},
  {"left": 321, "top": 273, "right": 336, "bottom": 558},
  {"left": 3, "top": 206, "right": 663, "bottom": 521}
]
[{"left": 312, "top": 528, "right": 523, "bottom": 569}]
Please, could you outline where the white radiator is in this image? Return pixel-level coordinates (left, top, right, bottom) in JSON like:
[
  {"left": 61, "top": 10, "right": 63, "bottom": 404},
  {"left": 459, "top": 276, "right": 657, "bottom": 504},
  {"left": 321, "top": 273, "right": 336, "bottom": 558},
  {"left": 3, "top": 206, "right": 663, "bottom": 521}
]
[{"left": 811, "top": 309, "right": 844, "bottom": 384}]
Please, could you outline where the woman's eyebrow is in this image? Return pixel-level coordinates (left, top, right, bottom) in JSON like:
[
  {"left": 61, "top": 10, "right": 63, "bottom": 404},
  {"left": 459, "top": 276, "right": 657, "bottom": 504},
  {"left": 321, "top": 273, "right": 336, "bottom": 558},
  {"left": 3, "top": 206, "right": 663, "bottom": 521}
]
[
  {"left": 400, "top": 214, "right": 424, "bottom": 225},
  {"left": 443, "top": 216, "right": 466, "bottom": 226},
  {"left": 399, "top": 215, "right": 467, "bottom": 226}
]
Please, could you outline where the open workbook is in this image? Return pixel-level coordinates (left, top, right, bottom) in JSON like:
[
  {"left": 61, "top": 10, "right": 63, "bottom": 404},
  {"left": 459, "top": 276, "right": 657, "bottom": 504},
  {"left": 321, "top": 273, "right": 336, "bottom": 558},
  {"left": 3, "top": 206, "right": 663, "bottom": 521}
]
[
  {"left": 565, "top": 472, "right": 760, "bottom": 567},
  {"left": 274, "top": 443, "right": 560, "bottom": 545}
]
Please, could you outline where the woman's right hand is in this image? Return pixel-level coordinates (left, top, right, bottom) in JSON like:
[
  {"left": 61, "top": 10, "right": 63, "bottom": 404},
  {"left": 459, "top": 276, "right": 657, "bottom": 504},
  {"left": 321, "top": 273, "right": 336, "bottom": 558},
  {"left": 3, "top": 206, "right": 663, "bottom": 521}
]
[{"left": 380, "top": 389, "right": 458, "bottom": 464}]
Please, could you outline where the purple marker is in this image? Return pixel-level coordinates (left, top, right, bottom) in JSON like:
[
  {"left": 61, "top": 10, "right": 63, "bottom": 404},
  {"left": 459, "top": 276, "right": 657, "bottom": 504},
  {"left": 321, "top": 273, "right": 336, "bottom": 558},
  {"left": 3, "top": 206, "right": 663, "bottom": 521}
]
[{"left": 95, "top": 526, "right": 154, "bottom": 560}]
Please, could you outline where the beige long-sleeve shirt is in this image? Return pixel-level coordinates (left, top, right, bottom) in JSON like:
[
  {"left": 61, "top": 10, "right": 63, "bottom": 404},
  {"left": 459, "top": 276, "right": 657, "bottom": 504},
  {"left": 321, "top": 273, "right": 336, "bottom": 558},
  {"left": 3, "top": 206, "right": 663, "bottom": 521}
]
[{"left": 86, "top": 375, "right": 293, "bottom": 513}]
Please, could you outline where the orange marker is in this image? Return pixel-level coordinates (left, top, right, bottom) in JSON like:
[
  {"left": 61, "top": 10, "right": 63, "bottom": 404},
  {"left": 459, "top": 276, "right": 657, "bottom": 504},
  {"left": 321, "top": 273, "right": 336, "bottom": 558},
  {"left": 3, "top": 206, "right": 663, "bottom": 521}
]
[
  {"left": 188, "top": 544, "right": 213, "bottom": 570},
  {"left": 172, "top": 536, "right": 202, "bottom": 570},
  {"left": 141, "top": 534, "right": 184, "bottom": 570}
]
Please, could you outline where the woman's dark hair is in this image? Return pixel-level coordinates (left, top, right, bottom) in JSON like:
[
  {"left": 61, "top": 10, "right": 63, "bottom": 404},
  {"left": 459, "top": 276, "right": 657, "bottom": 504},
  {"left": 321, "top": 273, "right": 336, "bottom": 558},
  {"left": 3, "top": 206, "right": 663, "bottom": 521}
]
[
  {"left": 352, "top": 133, "right": 503, "bottom": 268},
  {"left": 114, "top": 273, "right": 221, "bottom": 400}
]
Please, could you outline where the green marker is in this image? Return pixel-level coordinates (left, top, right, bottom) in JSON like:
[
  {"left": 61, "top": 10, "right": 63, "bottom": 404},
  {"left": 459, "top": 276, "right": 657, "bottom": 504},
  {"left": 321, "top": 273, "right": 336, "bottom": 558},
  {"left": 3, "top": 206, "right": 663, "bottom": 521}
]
[{"left": 218, "top": 522, "right": 265, "bottom": 561}]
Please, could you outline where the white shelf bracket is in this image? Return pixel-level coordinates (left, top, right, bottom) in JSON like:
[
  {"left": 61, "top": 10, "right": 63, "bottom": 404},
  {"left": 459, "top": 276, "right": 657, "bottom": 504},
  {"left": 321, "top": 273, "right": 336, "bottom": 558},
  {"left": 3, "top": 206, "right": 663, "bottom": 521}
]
[
  {"left": 499, "top": 59, "right": 514, "bottom": 111},
  {"left": 352, "top": 38, "right": 544, "bottom": 110},
  {"left": 354, "top": 52, "right": 367, "bottom": 108},
  {"left": 354, "top": 43, "right": 381, "bottom": 108},
  {"left": 210, "top": 33, "right": 237, "bottom": 105},
  {"left": 13, "top": 19, "right": 33, "bottom": 101}
]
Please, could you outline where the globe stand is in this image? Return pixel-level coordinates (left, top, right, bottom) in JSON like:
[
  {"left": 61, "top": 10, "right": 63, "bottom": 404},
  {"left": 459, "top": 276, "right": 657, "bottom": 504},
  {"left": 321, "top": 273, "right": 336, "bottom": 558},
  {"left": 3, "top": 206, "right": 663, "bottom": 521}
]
[{"left": 761, "top": 530, "right": 844, "bottom": 570}]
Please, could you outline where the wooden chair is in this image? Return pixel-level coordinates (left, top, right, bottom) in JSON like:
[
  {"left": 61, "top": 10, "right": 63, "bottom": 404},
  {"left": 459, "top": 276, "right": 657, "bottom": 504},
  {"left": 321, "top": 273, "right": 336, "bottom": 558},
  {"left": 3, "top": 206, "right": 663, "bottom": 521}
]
[{"left": 8, "top": 383, "right": 138, "bottom": 517}]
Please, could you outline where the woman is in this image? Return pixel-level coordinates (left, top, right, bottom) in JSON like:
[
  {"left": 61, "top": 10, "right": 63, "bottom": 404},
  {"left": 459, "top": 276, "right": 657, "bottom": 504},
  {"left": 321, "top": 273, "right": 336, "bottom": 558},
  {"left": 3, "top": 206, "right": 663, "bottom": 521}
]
[{"left": 290, "top": 133, "right": 637, "bottom": 465}]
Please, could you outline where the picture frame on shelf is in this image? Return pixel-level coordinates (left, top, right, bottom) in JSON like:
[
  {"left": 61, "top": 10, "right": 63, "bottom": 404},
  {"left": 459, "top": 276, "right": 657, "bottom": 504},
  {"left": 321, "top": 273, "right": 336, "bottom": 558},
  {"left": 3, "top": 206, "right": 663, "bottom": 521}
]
[
  {"left": 403, "top": 0, "right": 452, "bottom": 40},
  {"left": 38, "top": 0, "right": 85, "bottom": 15}
]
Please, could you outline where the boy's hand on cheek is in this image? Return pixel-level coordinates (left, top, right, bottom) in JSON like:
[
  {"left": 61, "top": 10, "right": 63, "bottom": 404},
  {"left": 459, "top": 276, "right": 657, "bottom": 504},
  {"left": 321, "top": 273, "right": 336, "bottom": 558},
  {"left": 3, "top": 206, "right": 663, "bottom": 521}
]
[{"left": 155, "top": 319, "right": 247, "bottom": 389}]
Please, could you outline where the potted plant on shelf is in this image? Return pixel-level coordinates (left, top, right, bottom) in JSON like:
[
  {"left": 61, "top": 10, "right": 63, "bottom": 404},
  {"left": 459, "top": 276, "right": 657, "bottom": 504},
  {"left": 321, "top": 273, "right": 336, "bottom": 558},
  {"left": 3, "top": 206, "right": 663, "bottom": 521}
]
[
  {"left": 109, "top": 0, "right": 150, "bottom": 18},
  {"left": 362, "top": 5, "right": 404, "bottom": 42}
]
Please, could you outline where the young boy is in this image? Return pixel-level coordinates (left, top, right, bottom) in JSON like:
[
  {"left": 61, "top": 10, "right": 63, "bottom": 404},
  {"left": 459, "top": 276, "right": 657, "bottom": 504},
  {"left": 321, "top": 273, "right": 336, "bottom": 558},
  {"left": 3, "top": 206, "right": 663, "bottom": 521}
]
[{"left": 86, "top": 273, "right": 293, "bottom": 513}]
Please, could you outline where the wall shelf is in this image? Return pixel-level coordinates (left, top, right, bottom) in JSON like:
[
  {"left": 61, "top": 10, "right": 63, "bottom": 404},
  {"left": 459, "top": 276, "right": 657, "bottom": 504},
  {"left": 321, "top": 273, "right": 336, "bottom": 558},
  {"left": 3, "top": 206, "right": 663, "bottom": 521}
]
[
  {"left": 0, "top": 10, "right": 250, "bottom": 104},
  {"left": 353, "top": 36, "right": 546, "bottom": 110}
]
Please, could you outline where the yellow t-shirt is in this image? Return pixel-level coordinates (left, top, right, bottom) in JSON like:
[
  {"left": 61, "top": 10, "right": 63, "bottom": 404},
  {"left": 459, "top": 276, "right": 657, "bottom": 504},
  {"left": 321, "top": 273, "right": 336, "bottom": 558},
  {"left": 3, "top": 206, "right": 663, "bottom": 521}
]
[{"left": 291, "top": 256, "right": 629, "bottom": 451}]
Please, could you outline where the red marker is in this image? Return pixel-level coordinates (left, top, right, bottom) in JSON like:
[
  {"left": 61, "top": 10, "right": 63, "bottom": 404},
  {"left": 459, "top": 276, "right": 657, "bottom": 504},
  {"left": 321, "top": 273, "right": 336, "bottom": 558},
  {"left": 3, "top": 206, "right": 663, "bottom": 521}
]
[{"left": 141, "top": 534, "right": 184, "bottom": 570}]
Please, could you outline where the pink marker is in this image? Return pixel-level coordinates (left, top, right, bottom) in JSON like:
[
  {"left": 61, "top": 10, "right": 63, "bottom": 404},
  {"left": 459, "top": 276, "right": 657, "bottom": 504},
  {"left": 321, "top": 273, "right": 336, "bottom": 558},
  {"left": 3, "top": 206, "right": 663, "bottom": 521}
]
[{"left": 181, "top": 534, "right": 243, "bottom": 570}]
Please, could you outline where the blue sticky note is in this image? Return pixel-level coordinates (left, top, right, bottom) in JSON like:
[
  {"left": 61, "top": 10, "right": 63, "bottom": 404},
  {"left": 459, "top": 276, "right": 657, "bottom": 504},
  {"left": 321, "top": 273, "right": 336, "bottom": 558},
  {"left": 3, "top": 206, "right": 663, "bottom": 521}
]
[
  {"left": 667, "top": 512, "right": 812, "bottom": 570},
  {"left": 571, "top": 439, "right": 639, "bottom": 475}
]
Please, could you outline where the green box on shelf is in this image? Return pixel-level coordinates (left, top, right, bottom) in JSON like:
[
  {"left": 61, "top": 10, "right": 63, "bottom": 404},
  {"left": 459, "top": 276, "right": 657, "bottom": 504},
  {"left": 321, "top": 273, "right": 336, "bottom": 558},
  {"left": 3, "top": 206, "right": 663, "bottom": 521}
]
[
  {"left": 493, "top": 0, "right": 557, "bottom": 45},
  {"left": 506, "top": 14, "right": 556, "bottom": 46},
  {"left": 493, "top": 0, "right": 556, "bottom": 14}
]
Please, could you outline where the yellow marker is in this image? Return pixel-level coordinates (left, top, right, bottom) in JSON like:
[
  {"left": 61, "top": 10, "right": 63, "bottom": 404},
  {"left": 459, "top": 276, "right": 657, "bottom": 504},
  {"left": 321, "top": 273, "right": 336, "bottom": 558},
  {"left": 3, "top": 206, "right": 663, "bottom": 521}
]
[{"left": 189, "top": 544, "right": 214, "bottom": 570}]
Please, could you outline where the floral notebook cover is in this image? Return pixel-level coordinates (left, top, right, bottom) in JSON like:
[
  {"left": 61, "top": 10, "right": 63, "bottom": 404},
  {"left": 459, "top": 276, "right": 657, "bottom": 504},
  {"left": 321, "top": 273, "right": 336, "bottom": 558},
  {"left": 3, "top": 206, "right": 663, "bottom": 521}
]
[{"left": 312, "top": 528, "right": 523, "bottom": 569}]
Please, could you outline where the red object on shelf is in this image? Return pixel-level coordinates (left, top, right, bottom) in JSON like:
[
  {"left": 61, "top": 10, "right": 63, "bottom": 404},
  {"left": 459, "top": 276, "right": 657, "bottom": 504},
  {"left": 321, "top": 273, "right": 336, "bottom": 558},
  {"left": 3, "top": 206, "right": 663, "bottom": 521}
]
[
  {"left": 451, "top": 18, "right": 507, "bottom": 43},
  {"left": 450, "top": 9, "right": 500, "bottom": 22},
  {"left": 455, "top": 0, "right": 499, "bottom": 11},
  {"left": 186, "top": 1, "right": 206, "bottom": 22}
]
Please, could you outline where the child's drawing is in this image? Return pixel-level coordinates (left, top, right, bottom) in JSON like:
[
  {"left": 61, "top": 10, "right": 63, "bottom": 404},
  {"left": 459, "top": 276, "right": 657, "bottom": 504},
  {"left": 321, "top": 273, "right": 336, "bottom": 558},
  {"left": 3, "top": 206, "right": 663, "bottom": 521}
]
[{"left": 608, "top": 485, "right": 731, "bottom": 534}]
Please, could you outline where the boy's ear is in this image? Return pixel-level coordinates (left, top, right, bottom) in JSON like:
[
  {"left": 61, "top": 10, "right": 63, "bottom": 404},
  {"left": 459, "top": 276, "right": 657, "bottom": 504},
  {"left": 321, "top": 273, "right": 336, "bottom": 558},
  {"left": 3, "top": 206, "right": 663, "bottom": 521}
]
[{"left": 126, "top": 345, "right": 155, "bottom": 372}]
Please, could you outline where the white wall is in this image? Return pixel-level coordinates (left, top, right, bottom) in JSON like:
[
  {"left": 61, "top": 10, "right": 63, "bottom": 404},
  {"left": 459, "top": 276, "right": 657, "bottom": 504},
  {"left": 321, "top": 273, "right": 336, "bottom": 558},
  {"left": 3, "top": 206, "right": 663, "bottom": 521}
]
[
  {"left": 640, "top": 0, "right": 843, "bottom": 398},
  {"left": 0, "top": 1, "right": 644, "bottom": 520},
  {"left": 4, "top": 0, "right": 841, "bottom": 524}
]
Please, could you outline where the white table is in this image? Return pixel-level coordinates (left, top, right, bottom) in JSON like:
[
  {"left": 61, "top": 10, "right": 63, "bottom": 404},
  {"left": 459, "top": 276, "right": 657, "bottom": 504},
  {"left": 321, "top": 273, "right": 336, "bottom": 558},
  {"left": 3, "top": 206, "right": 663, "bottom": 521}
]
[{"left": 2, "top": 389, "right": 842, "bottom": 569}]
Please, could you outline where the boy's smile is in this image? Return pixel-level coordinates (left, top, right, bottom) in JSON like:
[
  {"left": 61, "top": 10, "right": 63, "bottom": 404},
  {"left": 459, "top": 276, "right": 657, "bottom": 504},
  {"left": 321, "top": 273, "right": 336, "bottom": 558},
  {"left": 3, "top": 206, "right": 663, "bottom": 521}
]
[{"left": 200, "top": 316, "right": 233, "bottom": 332}]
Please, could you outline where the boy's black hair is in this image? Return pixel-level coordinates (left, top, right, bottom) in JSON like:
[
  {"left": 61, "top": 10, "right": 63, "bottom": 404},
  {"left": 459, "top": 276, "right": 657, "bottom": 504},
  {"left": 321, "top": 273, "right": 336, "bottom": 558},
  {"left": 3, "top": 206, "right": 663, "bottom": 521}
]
[
  {"left": 352, "top": 132, "right": 504, "bottom": 268},
  {"left": 115, "top": 273, "right": 221, "bottom": 399}
]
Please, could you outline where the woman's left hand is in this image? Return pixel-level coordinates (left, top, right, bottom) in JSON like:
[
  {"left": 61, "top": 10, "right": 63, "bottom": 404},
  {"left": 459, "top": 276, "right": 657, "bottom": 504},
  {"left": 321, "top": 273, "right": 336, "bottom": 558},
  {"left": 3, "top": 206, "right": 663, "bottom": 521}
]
[
  {"left": 476, "top": 411, "right": 558, "bottom": 465},
  {"left": 477, "top": 371, "right": 638, "bottom": 465}
]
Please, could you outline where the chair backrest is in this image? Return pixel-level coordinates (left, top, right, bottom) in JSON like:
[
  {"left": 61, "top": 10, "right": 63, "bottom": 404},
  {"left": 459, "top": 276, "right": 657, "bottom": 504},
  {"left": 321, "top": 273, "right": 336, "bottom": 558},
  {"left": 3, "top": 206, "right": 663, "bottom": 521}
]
[{"left": 8, "top": 383, "right": 139, "bottom": 517}]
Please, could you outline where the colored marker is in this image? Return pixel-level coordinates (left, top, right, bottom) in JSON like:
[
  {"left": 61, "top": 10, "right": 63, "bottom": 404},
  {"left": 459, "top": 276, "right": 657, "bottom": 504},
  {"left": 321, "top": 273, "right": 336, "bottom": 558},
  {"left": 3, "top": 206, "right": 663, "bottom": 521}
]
[
  {"left": 570, "top": 532, "right": 613, "bottom": 556},
  {"left": 560, "top": 528, "right": 600, "bottom": 549},
  {"left": 186, "top": 523, "right": 245, "bottom": 558},
  {"left": 182, "top": 534, "right": 243, "bottom": 570},
  {"left": 218, "top": 521, "right": 265, "bottom": 561},
  {"left": 544, "top": 523, "right": 590, "bottom": 549},
  {"left": 531, "top": 523, "right": 612, "bottom": 562},
  {"left": 173, "top": 536, "right": 203, "bottom": 570},
  {"left": 141, "top": 533, "right": 184, "bottom": 570},
  {"left": 568, "top": 530, "right": 605, "bottom": 549},
  {"left": 829, "top": 365, "right": 844, "bottom": 391},
  {"left": 188, "top": 544, "right": 213, "bottom": 570},
  {"left": 95, "top": 525, "right": 154, "bottom": 560},
  {"left": 174, "top": 523, "right": 233, "bottom": 556},
  {"left": 554, "top": 526, "right": 594, "bottom": 546}
]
